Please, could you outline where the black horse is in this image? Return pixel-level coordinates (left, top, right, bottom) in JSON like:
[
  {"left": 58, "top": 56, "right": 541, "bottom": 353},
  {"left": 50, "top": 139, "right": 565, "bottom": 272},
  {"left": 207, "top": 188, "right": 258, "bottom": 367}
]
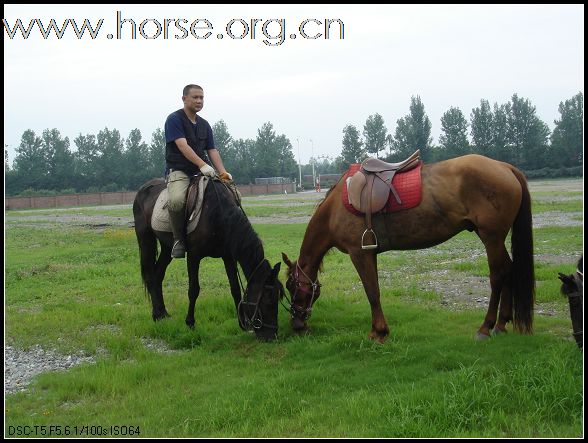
[
  {"left": 558, "top": 255, "right": 583, "bottom": 349},
  {"left": 133, "top": 177, "right": 284, "bottom": 341}
]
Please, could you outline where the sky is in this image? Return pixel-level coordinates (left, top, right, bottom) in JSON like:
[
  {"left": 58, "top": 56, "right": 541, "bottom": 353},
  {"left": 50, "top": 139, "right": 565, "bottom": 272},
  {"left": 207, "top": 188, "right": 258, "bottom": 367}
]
[{"left": 3, "top": 4, "right": 584, "bottom": 167}]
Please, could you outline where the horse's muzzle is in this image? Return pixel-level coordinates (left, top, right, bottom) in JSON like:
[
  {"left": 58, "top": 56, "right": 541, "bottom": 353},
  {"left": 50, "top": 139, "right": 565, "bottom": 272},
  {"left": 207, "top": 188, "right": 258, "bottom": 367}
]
[{"left": 291, "top": 315, "right": 307, "bottom": 331}]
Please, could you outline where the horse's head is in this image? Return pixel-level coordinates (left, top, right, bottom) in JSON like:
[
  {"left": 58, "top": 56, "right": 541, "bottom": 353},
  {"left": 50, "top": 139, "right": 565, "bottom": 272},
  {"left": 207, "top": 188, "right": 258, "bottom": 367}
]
[
  {"left": 558, "top": 256, "right": 583, "bottom": 349},
  {"left": 238, "top": 261, "right": 284, "bottom": 341},
  {"left": 282, "top": 252, "right": 321, "bottom": 332}
]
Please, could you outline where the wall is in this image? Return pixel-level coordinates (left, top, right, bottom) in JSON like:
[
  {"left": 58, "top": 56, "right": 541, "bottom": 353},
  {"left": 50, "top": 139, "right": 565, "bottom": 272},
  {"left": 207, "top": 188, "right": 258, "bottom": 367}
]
[{"left": 5, "top": 182, "right": 296, "bottom": 210}]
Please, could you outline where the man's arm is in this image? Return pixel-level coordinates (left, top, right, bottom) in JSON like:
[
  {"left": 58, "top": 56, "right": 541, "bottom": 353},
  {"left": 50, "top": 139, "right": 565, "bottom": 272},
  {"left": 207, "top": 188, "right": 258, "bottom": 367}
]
[
  {"left": 174, "top": 138, "right": 208, "bottom": 168},
  {"left": 207, "top": 148, "right": 227, "bottom": 175}
]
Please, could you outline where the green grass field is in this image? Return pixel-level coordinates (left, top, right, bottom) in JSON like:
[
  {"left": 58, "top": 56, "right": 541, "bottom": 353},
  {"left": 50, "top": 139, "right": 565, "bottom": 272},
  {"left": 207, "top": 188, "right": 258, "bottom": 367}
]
[{"left": 4, "top": 179, "right": 583, "bottom": 437}]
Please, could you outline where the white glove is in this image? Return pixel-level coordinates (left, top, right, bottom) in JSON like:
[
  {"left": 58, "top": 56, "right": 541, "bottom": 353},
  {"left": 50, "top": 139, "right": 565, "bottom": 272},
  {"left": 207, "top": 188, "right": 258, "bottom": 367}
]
[{"left": 199, "top": 164, "right": 216, "bottom": 177}]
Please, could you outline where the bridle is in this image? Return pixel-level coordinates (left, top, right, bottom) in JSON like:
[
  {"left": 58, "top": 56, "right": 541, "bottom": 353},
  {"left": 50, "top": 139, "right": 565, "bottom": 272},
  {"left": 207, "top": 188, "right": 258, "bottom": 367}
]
[
  {"left": 283, "top": 262, "right": 321, "bottom": 321},
  {"left": 208, "top": 180, "right": 281, "bottom": 333},
  {"left": 565, "top": 269, "right": 583, "bottom": 341},
  {"left": 237, "top": 259, "right": 283, "bottom": 332}
]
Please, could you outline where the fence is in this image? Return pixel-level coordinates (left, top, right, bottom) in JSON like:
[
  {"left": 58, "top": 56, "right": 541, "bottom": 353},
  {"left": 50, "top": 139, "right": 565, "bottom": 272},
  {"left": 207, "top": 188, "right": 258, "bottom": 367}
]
[{"left": 5, "top": 182, "right": 297, "bottom": 210}]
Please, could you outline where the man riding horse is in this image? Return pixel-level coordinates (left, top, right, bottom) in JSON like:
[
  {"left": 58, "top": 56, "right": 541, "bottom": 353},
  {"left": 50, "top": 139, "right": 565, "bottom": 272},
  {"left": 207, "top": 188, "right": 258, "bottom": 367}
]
[{"left": 164, "top": 84, "right": 233, "bottom": 258}]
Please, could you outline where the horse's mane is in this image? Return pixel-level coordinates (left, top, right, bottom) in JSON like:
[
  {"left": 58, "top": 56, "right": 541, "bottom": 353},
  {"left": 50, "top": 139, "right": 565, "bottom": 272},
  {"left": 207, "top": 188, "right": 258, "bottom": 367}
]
[
  {"left": 210, "top": 181, "right": 265, "bottom": 274},
  {"left": 285, "top": 177, "right": 346, "bottom": 280}
]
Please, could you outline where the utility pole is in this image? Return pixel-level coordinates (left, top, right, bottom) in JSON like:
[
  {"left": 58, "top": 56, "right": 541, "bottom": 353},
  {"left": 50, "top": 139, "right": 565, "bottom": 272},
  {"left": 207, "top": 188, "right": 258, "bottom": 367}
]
[
  {"left": 296, "top": 138, "right": 302, "bottom": 190},
  {"left": 309, "top": 138, "right": 315, "bottom": 186}
]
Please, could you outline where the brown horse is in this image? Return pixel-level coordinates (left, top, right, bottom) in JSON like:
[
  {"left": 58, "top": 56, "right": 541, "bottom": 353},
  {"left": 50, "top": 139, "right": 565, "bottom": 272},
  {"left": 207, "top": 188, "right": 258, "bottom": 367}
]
[{"left": 282, "top": 154, "right": 535, "bottom": 341}]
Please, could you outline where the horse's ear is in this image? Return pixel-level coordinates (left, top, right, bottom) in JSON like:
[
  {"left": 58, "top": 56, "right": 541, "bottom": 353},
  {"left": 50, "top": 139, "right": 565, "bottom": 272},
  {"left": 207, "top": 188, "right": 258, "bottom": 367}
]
[
  {"left": 270, "top": 262, "right": 281, "bottom": 279},
  {"left": 282, "top": 252, "right": 293, "bottom": 267},
  {"left": 558, "top": 272, "right": 573, "bottom": 284}
]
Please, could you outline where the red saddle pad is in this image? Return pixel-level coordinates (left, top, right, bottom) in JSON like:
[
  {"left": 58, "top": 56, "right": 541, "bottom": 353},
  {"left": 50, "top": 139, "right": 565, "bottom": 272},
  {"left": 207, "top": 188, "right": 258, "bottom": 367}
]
[{"left": 342, "top": 162, "right": 423, "bottom": 215}]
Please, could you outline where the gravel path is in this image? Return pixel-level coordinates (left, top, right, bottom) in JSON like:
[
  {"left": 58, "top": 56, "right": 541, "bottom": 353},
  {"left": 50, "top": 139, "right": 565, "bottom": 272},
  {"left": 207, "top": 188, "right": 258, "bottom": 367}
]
[{"left": 4, "top": 345, "right": 96, "bottom": 395}]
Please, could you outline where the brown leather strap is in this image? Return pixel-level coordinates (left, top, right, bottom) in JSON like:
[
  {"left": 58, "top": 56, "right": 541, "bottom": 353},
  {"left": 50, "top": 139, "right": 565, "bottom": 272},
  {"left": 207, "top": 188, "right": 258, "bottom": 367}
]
[
  {"left": 378, "top": 171, "right": 402, "bottom": 205},
  {"left": 365, "top": 172, "right": 374, "bottom": 231}
]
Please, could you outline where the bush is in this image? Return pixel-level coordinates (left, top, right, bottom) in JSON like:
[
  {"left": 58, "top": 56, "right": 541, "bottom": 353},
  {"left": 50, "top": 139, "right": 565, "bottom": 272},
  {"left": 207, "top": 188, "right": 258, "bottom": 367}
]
[{"left": 523, "top": 166, "right": 582, "bottom": 179}]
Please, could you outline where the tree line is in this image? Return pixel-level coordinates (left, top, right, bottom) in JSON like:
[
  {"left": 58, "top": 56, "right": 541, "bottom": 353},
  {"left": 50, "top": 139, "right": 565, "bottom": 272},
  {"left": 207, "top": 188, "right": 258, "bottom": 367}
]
[{"left": 5, "top": 92, "right": 582, "bottom": 196}]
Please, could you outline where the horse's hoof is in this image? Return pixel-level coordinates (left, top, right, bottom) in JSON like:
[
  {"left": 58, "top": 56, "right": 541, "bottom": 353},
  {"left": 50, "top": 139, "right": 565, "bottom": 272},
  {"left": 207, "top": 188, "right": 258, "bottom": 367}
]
[
  {"left": 185, "top": 320, "right": 195, "bottom": 329},
  {"left": 369, "top": 331, "right": 388, "bottom": 343},
  {"left": 153, "top": 311, "right": 171, "bottom": 321},
  {"left": 492, "top": 328, "right": 507, "bottom": 336},
  {"left": 475, "top": 331, "right": 491, "bottom": 341}
]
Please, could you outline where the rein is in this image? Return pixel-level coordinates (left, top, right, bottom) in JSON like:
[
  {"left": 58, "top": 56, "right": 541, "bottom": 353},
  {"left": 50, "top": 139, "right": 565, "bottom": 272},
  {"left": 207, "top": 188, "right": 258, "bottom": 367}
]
[
  {"left": 207, "top": 178, "right": 280, "bottom": 332},
  {"left": 237, "top": 259, "right": 281, "bottom": 332},
  {"left": 284, "top": 262, "right": 321, "bottom": 320}
]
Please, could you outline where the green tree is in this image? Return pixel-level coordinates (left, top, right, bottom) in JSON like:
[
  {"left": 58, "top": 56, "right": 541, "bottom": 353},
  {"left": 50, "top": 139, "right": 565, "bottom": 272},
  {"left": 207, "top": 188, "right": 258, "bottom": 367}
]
[
  {"left": 253, "top": 122, "right": 277, "bottom": 178},
  {"left": 212, "top": 120, "right": 233, "bottom": 154},
  {"left": 232, "top": 138, "right": 255, "bottom": 183},
  {"left": 12, "top": 129, "right": 45, "bottom": 190},
  {"left": 390, "top": 95, "right": 432, "bottom": 161},
  {"left": 439, "top": 107, "right": 470, "bottom": 159},
  {"left": 212, "top": 120, "right": 236, "bottom": 174},
  {"left": 389, "top": 116, "right": 412, "bottom": 161},
  {"left": 5, "top": 145, "right": 10, "bottom": 173},
  {"left": 549, "top": 92, "right": 583, "bottom": 167},
  {"left": 42, "top": 129, "right": 75, "bottom": 190},
  {"left": 363, "top": 113, "right": 388, "bottom": 158},
  {"left": 95, "top": 127, "right": 125, "bottom": 190},
  {"left": 492, "top": 103, "right": 510, "bottom": 163},
  {"left": 340, "top": 124, "right": 365, "bottom": 167},
  {"left": 124, "top": 129, "right": 150, "bottom": 189},
  {"left": 148, "top": 127, "right": 166, "bottom": 178},
  {"left": 507, "top": 94, "right": 550, "bottom": 170},
  {"left": 275, "top": 134, "right": 298, "bottom": 179},
  {"left": 73, "top": 133, "right": 99, "bottom": 190},
  {"left": 470, "top": 99, "right": 494, "bottom": 157}
]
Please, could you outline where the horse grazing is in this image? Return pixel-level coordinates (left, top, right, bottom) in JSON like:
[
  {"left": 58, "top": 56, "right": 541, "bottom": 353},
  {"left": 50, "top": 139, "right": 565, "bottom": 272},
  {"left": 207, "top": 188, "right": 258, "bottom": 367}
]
[
  {"left": 558, "top": 256, "right": 583, "bottom": 349},
  {"left": 133, "top": 177, "right": 284, "bottom": 341},
  {"left": 282, "top": 154, "right": 535, "bottom": 341}
]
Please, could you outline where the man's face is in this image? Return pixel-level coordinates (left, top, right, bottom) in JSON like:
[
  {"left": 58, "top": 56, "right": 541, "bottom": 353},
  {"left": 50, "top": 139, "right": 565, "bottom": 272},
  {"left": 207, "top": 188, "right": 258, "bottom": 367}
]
[{"left": 183, "top": 88, "right": 204, "bottom": 113}]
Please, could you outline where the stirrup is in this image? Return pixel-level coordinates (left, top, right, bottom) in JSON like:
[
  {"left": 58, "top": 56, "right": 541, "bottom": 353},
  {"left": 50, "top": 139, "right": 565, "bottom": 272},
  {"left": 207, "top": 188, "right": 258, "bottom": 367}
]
[
  {"left": 171, "top": 240, "right": 186, "bottom": 258},
  {"left": 361, "top": 229, "right": 378, "bottom": 250}
]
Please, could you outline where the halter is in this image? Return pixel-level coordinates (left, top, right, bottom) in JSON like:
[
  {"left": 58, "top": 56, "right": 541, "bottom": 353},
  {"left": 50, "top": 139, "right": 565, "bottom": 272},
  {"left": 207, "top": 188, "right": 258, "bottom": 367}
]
[
  {"left": 237, "top": 259, "right": 282, "bottom": 332},
  {"left": 284, "top": 262, "right": 321, "bottom": 321},
  {"left": 565, "top": 269, "right": 584, "bottom": 299},
  {"left": 564, "top": 268, "right": 583, "bottom": 342}
]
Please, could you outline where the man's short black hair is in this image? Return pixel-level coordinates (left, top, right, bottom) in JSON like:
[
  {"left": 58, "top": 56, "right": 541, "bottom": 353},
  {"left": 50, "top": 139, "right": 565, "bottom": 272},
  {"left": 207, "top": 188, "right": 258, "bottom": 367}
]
[{"left": 183, "top": 84, "right": 203, "bottom": 97}]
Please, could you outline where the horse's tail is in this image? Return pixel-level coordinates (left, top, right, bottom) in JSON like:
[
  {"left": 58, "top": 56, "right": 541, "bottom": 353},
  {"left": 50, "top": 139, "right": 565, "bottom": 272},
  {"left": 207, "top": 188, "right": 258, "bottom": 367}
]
[
  {"left": 509, "top": 166, "right": 535, "bottom": 334},
  {"left": 133, "top": 193, "right": 158, "bottom": 297}
]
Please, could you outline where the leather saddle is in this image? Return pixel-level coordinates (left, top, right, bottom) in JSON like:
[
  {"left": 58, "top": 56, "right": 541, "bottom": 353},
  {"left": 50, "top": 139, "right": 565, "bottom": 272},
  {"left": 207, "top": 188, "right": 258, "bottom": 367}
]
[
  {"left": 185, "top": 175, "right": 242, "bottom": 222},
  {"left": 347, "top": 149, "right": 421, "bottom": 249}
]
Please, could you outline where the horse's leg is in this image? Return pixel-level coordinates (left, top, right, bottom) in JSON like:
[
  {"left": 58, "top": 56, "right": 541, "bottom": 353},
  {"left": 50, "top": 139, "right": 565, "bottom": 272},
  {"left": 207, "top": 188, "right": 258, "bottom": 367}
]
[
  {"left": 349, "top": 251, "right": 390, "bottom": 343},
  {"left": 494, "top": 252, "right": 514, "bottom": 336},
  {"left": 151, "top": 244, "right": 173, "bottom": 320},
  {"left": 185, "top": 254, "right": 201, "bottom": 329},
  {"left": 222, "top": 257, "right": 242, "bottom": 313},
  {"left": 476, "top": 231, "right": 512, "bottom": 339}
]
